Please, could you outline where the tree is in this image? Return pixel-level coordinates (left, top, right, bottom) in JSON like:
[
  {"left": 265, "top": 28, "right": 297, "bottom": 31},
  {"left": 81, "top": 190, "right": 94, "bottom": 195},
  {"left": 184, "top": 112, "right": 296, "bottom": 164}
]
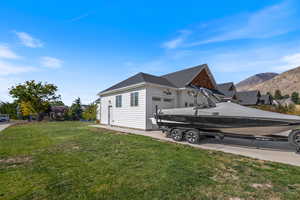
[
  {"left": 0, "top": 101, "right": 18, "bottom": 119},
  {"left": 82, "top": 103, "right": 97, "bottom": 121},
  {"left": 283, "top": 94, "right": 290, "bottom": 99},
  {"left": 9, "top": 80, "right": 60, "bottom": 121},
  {"left": 50, "top": 100, "right": 65, "bottom": 106},
  {"left": 69, "top": 97, "right": 83, "bottom": 120},
  {"left": 274, "top": 90, "right": 283, "bottom": 100},
  {"left": 266, "top": 92, "right": 273, "bottom": 98},
  {"left": 19, "top": 101, "right": 36, "bottom": 121},
  {"left": 291, "top": 92, "right": 299, "bottom": 104}
]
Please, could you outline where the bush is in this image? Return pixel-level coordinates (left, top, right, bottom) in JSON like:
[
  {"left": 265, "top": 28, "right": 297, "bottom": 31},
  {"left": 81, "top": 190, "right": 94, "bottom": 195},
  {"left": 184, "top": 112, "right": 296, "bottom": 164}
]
[
  {"left": 0, "top": 102, "right": 18, "bottom": 119},
  {"left": 82, "top": 103, "right": 97, "bottom": 121}
]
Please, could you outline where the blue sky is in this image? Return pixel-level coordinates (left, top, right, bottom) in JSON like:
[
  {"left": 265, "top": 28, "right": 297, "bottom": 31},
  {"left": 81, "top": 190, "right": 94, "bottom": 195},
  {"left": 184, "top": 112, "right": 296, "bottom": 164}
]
[{"left": 1, "top": 0, "right": 300, "bottom": 105}]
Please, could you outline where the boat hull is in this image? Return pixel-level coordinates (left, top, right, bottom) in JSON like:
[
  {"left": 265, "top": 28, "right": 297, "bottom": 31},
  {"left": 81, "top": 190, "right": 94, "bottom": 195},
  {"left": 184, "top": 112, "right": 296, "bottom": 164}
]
[{"left": 155, "top": 114, "right": 300, "bottom": 136}]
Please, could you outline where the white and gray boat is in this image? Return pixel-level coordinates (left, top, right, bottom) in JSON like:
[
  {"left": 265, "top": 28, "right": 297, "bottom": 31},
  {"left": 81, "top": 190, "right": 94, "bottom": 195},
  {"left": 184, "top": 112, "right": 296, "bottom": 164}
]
[{"left": 152, "top": 88, "right": 300, "bottom": 151}]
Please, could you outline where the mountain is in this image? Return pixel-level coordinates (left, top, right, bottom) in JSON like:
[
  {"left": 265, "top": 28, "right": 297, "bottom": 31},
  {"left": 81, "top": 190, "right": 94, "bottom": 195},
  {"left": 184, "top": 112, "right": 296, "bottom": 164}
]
[
  {"left": 236, "top": 66, "right": 300, "bottom": 95},
  {"left": 236, "top": 72, "right": 278, "bottom": 91}
]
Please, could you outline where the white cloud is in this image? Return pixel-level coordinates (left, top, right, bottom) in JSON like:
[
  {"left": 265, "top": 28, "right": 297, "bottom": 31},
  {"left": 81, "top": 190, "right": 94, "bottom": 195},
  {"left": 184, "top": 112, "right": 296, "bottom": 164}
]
[
  {"left": 0, "top": 45, "right": 20, "bottom": 59},
  {"left": 0, "top": 60, "right": 36, "bottom": 76},
  {"left": 40, "top": 56, "right": 63, "bottom": 68},
  {"left": 14, "top": 31, "right": 43, "bottom": 48},
  {"left": 164, "top": 0, "right": 299, "bottom": 48},
  {"left": 69, "top": 13, "right": 90, "bottom": 22},
  {"left": 162, "top": 30, "right": 191, "bottom": 49},
  {"left": 273, "top": 53, "right": 300, "bottom": 72}
]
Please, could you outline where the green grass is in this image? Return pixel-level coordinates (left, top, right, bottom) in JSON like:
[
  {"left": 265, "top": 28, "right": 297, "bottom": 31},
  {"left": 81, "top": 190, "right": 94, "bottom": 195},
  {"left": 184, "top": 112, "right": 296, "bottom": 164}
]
[{"left": 0, "top": 122, "right": 300, "bottom": 200}]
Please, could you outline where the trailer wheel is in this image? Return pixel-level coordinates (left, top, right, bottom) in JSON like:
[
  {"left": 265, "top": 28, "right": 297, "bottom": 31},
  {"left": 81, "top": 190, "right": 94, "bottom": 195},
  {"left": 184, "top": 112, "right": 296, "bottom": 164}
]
[
  {"left": 171, "top": 129, "right": 184, "bottom": 141},
  {"left": 289, "top": 130, "right": 300, "bottom": 148},
  {"left": 185, "top": 129, "right": 201, "bottom": 144}
]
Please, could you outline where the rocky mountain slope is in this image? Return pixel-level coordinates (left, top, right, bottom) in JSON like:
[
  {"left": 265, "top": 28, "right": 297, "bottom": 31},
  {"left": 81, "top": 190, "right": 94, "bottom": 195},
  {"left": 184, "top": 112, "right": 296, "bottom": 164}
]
[
  {"left": 236, "top": 72, "right": 278, "bottom": 91},
  {"left": 236, "top": 66, "right": 300, "bottom": 95}
]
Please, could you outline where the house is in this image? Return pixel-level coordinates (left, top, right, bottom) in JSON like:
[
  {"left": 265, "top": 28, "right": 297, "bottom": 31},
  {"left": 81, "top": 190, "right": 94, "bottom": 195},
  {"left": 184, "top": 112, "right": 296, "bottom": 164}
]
[
  {"left": 97, "top": 64, "right": 219, "bottom": 130},
  {"left": 217, "top": 82, "right": 237, "bottom": 101},
  {"left": 259, "top": 94, "right": 273, "bottom": 105},
  {"left": 236, "top": 90, "right": 261, "bottom": 106},
  {"left": 276, "top": 98, "right": 295, "bottom": 107},
  {"left": 49, "top": 106, "right": 68, "bottom": 121}
]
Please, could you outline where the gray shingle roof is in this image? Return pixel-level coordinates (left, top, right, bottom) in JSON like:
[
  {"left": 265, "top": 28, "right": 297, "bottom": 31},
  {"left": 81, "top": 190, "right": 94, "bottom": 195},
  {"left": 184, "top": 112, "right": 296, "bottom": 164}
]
[
  {"left": 217, "top": 82, "right": 236, "bottom": 97},
  {"left": 101, "top": 72, "right": 176, "bottom": 93},
  {"left": 236, "top": 90, "right": 261, "bottom": 105},
  {"left": 161, "top": 64, "right": 206, "bottom": 88},
  {"left": 100, "top": 64, "right": 208, "bottom": 94}
]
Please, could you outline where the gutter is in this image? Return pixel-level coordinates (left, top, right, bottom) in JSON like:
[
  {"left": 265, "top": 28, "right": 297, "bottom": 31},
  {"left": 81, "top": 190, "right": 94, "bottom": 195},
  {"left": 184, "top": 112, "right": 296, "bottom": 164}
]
[{"left": 98, "top": 82, "right": 178, "bottom": 96}]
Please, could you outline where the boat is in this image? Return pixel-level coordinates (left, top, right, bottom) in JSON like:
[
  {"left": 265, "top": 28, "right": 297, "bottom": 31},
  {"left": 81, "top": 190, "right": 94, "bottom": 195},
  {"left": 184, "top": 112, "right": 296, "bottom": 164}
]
[{"left": 152, "top": 87, "right": 300, "bottom": 150}]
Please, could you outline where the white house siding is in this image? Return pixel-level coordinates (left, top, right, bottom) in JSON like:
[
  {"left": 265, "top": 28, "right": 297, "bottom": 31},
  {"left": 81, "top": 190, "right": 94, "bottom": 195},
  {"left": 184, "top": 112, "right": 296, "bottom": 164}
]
[
  {"left": 96, "top": 103, "right": 101, "bottom": 121},
  {"left": 100, "top": 87, "right": 147, "bottom": 130},
  {"left": 99, "top": 86, "right": 210, "bottom": 130},
  {"left": 145, "top": 86, "right": 178, "bottom": 130}
]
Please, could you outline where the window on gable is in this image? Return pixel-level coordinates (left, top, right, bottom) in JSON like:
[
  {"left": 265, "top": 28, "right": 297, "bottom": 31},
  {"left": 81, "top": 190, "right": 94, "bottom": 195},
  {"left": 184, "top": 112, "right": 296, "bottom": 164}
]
[
  {"left": 130, "top": 92, "right": 139, "bottom": 106},
  {"left": 116, "top": 95, "right": 122, "bottom": 108}
]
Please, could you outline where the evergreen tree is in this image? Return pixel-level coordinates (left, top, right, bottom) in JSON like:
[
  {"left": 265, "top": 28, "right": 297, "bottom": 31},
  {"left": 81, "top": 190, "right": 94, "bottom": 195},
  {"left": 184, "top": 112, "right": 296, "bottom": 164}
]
[
  {"left": 266, "top": 92, "right": 273, "bottom": 98},
  {"left": 69, "top": 97, "right": 83, "bottom": 120},
  {"left": 291, "top": 92, "right": 299, "bottom": 104}
]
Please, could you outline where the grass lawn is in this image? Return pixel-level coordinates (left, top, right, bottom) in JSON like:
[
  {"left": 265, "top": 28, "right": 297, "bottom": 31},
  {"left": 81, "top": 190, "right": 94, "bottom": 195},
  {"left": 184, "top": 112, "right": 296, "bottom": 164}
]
[{"left": 0, "top": 122, "right": 300, "bottom": 200}]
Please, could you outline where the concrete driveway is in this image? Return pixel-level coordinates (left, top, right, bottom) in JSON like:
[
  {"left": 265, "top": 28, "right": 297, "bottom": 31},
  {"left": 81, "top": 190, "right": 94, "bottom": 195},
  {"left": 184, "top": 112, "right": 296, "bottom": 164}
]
[
  {"left": 0, "top": 123, "right": 12, "bottom": 132},
  {"left": 90, "top": 124, "right": 300, "bottom": 167}
]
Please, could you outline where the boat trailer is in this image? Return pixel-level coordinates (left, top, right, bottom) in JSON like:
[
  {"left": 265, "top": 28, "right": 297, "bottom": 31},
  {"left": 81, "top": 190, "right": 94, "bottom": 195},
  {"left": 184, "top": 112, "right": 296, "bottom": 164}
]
[{"left": 154, "top": 112, "right": 300, "bottom": 153}]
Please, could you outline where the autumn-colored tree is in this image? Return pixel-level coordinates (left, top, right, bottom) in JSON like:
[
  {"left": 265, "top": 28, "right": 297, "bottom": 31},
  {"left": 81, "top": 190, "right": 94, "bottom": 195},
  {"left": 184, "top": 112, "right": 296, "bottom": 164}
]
[
  {"left": 9, "top": 80, "right": 60, "bottom": 121},
  {"left": 82, "top": 103, "right": 97, "bottom": 121},
  {"left": 20, "top": 101, "right": 36, "bottom": 121}
]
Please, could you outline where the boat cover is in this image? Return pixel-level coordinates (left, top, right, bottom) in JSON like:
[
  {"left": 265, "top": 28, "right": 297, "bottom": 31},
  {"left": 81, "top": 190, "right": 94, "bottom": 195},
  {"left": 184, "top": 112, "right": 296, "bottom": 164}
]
[{"left": 160, "top": 102, "right": 300, "bottom": 121}]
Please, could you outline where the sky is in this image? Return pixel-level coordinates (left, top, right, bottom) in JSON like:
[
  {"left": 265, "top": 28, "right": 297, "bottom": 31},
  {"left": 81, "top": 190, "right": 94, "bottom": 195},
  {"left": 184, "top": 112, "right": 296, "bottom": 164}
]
[{"left": 1, "top": 0, "right": 300, "bottom": 105}]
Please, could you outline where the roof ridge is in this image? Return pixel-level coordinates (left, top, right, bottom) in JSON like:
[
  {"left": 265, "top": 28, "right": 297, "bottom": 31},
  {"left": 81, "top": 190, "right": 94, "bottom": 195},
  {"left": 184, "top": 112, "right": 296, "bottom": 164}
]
[
  {"left": 161, "top": 64, "right": 207, "bottom": 77},
  {"left": 218, "top": 82, "right": 234, "bottom": 85}
]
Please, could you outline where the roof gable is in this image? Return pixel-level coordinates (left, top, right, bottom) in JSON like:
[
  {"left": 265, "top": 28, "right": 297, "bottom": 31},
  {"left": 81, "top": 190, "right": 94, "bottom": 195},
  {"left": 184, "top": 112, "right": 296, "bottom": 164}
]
[
  {"left": 217, "top": 82, "right": 234, "bottom": 91},
  {"left": 236, "top": 90, "right": 261, "bottom": 105},
  {"left": 161, "top": 64, "right": 208, "bottom": 88},
  {"left": 217, "top": 82, "right": 236, "bottom": 97}
]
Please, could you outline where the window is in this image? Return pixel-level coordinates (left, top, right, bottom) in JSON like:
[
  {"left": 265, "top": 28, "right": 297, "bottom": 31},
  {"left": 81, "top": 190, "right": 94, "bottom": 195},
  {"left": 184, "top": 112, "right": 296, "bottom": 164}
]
[
  {"left": 152, "top": 97, "right": 161, "bottom": 101},
  {"left": 115, "top": 95, "right": 122, "bottom": 107},
  {"left": 185, "top": 102, "right": 188, "bottom": 107},
  {"left": 130, "top": 92, "right": 139, "bottom": 106},
  {"left": 163, "top": 98, "right": 172, "bottom": 102}
]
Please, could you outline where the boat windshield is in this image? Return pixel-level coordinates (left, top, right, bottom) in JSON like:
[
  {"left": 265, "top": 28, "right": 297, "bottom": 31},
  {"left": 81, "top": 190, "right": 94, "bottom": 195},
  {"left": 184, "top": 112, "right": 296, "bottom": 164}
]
[{"left": 195, "top": 88, "right": 221, "bottom": 109}]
